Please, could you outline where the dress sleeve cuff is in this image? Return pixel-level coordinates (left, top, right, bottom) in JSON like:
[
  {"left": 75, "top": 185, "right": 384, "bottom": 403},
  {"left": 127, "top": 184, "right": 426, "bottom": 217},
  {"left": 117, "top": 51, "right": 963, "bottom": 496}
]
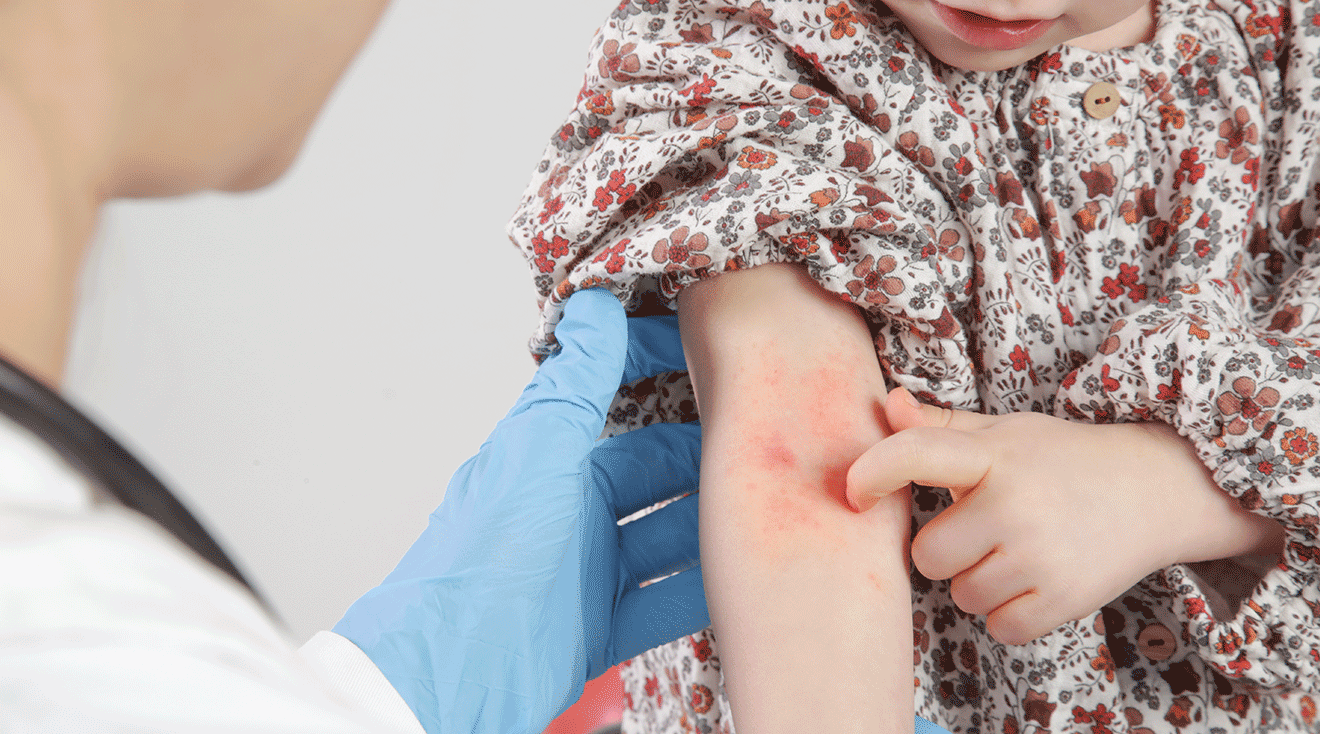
[{"left": 299, "top": 631, "right": 427, "bottom": 734}]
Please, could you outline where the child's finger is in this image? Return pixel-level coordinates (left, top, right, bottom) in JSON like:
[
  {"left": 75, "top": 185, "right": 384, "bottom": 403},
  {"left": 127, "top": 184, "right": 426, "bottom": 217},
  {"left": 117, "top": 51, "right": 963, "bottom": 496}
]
[
  {"left": 947, "top": 547, "right": 1034, "bottom": 616},
  {"left": 985, "top": 589, "right": 1070, "bottom": 647},
  {"left": 908, "top": 483, "right": 1001, "bottom": 581},
  {"left": 884, "top": 387, "right": 999, "bottom": 434},
  {"left": 845, "top": 426, "right": 992, "bottom": 512}
]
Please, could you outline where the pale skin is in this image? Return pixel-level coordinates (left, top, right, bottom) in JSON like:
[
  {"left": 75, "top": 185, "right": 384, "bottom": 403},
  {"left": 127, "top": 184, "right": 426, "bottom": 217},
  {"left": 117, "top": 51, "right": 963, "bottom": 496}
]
[
  {"left": 0, "top": 0, "right": 390, "bottom": 389},
  {"left": 679, "top": 262, "right": 915, "bottom": 734}
]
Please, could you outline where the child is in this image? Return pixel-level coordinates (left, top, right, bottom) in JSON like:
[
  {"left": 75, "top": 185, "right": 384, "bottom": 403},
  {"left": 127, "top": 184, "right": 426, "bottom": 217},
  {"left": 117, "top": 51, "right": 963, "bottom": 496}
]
[{"left": 508, "top": 0, "right": 1320, "bottom": 730}]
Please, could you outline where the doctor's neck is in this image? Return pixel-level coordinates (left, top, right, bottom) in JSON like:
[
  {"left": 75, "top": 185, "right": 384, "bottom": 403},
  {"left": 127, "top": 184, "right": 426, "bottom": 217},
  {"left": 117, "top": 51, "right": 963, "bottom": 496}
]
[{"left": 0, "top": 0, "right": 388, "bottom": 388}]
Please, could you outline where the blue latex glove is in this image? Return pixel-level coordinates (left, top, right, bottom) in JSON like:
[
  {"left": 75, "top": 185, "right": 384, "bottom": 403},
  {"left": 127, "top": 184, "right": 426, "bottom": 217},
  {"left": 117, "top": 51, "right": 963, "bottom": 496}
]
[
  {"left": 916, "top": 716, "right": 953, "bottom": 734},
  {"left": 334, "top": 287, "right": 954, "bottom": 734},
  {"left": 334, "top": 289, "right": 706, "bottom": 734}
]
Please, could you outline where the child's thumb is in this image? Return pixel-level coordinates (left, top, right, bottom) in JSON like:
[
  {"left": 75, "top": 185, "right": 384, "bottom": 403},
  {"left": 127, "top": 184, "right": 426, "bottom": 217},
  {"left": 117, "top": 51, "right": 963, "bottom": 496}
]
[
  {"left": 885, "top": 386, "right": 951, "bottom": 432},
  {"left": 885, "top": 387, "right": 996, "bottom": 433}
]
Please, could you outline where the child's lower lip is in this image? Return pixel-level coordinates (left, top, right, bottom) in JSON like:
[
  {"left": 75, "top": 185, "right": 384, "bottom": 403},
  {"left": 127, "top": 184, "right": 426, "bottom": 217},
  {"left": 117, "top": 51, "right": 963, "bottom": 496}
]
[{"left": 930, "top": 1, "right": 1056, "bottom": 51}]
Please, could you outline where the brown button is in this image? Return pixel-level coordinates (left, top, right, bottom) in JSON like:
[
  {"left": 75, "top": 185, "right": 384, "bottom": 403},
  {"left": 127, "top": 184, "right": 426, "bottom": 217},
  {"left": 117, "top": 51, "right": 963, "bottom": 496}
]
[
  {"left": 1083, "top": 81, "right": 1121, "bottom": 119},
  {"left": 1138, "top": 623, "right": 1176, "bottom": 662}
]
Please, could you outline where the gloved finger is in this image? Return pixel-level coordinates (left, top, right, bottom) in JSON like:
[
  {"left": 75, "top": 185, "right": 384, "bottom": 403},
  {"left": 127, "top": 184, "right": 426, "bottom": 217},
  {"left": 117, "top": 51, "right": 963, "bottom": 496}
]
[
  {"left": 611, "top": 565, "right": 710, "bottom": 666},
  {"left": 586, "top": 422, "right": 702, "bottom": 520},
  {"left": 915, "top": 716, "right": 953, "bottom": 734},
  {"left": 499, "top": 288, "right": 627, "bottom": 454},
  {"left": 622, "top": 314, "right": 686, "bottom": 384},
  {"left": 619, "top": 492, "right": 699, "bottom": 584}
]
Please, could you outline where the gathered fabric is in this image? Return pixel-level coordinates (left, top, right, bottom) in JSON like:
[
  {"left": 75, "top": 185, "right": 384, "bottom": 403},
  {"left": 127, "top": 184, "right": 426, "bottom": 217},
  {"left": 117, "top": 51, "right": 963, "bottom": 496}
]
[{"left": 507, "top": 0, "right": 1320, "bottom": 729}]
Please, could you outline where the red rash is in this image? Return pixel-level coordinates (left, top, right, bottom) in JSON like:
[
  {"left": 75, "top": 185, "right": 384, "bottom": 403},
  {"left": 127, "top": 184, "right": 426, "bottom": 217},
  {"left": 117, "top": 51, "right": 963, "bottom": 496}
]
[
  {"left": 743, "top": 426, "right": 856, "bottom": 550},
  {"left": 759, "top": 431, "right": 798, "bottom": 471},
  {"left": 761, "top": 484, "right": 823, "bottom": 535},
  {"left": 822, "top": 462, "right": 851, "bottom": 510},
  {"left": 806, "top": 357, "right": 860, "bottom": 443},
  {"left": 752, "top": 429, "right": 848, "bottom": 503},
  {"left": 732, "top": 341, "right": 883, "bottom": 551},
  {"left": 752, "top": 431, "right": 811, "bottom": 532}
]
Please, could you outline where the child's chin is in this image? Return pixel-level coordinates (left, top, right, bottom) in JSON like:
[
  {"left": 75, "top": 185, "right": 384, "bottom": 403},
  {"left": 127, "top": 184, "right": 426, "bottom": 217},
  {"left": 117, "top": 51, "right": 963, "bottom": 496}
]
[{"left": 926, "top": 44, "right": 1044, "bottom": 73}]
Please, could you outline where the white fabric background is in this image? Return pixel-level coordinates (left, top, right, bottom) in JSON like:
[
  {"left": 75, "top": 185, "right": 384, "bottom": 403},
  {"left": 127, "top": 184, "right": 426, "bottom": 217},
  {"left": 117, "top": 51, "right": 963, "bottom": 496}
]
[{"left": 63, "top": 0, "right": 614, "bottom": 641}]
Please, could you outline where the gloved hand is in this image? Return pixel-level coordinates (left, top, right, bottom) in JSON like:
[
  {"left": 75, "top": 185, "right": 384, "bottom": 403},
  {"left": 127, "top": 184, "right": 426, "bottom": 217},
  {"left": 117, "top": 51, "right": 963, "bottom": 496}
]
[
  {"left": 333, "top": 287, "right": 955, "bottom": 734},
  {"left": 333, "top": 288, "right": 706, "bottom": 734},
  {"left": 916, "top": 717, "right": 953, "bottom": 733}
]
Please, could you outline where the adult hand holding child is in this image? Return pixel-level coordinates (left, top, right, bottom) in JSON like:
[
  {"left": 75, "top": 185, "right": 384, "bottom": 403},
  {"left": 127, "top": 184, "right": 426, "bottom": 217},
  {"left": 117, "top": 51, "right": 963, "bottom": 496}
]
[{"left": 846, "top": 387, "right": 1287, "bottom": 647}]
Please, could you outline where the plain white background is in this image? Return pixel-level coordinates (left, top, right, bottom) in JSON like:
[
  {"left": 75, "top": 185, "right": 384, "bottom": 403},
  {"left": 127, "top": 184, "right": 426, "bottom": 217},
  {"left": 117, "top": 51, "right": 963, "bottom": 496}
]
[{"left": 63, "top": 0, "right": 619, "bottom": 641}]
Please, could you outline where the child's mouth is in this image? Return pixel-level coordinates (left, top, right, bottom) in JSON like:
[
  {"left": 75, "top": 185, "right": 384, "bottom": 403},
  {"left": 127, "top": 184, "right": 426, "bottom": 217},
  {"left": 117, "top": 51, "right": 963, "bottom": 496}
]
[{"left": 930, "top": 1, "right": 1057, "bottom": 51}]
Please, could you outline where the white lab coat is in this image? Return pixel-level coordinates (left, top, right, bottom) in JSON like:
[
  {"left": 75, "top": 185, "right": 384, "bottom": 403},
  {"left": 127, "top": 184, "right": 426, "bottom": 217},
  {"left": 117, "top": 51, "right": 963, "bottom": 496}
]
[{"left": 0, "top": 412, "right": 426, "bottom": 733}]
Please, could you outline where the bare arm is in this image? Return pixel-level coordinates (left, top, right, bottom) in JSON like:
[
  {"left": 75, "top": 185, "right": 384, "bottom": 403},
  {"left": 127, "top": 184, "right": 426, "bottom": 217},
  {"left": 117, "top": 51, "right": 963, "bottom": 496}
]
[{"left": 677, "top": 263, "right": 914, "bottom": 734}]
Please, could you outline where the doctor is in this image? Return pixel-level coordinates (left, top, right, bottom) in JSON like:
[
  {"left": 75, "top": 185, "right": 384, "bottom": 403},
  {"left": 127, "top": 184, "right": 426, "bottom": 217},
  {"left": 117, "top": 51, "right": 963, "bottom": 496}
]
[
  {"left": 0, "top": 1, "right": 707, "bottom": 731},
  {"left": 0, "top": 1, "right": 950, "bottom": 732}
]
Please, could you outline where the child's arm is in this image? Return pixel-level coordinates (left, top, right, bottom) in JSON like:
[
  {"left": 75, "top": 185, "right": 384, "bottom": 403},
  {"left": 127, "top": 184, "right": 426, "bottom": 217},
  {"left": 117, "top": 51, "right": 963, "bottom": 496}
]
[{"left": 676, "top": 262, "right": 914, "bottom": 734}]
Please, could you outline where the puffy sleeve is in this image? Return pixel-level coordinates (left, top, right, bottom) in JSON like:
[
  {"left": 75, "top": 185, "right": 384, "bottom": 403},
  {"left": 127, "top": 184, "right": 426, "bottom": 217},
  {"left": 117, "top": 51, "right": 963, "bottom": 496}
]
[
  {"left": 1053, "top": 0, "right": 1320, "bottom": 692},
  {"left": 505, "top": 0, "right": 978, "bottom": 384}
]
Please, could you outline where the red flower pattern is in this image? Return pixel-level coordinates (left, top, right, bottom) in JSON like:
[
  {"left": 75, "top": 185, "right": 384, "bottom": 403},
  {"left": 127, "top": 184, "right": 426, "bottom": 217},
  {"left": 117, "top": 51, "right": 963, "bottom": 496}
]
[
  {"left": 1216, "top": 376, "right": 1281, "bottom": 435},
  {"left": 1174, "top": 147, "right": 1207, "bottom": 187},
  {"left": 598, "top": 39, "right": 641, "bottom": 82},
  {"left": 824, "top": 2, "right": 856, "bottom": 38}
]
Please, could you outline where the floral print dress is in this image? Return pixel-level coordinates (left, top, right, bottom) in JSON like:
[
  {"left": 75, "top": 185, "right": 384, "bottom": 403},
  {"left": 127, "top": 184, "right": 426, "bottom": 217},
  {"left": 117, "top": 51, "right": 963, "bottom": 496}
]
[{"left": 506, "top": 0, "right": 1320, "bottom": 730}]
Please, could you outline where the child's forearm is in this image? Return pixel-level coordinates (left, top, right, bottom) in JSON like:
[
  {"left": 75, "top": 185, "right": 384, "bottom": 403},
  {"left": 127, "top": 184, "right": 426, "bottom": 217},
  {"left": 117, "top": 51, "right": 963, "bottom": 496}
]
[{"left": 677, "top": 263, "right": 914, "bottom": 734}]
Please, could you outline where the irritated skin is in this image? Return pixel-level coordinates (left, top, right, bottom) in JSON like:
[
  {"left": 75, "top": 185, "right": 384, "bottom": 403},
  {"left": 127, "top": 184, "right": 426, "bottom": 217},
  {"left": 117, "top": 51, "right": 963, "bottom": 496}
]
[{"left": 678, "top": 263, "right": 915, "bottom": 734}]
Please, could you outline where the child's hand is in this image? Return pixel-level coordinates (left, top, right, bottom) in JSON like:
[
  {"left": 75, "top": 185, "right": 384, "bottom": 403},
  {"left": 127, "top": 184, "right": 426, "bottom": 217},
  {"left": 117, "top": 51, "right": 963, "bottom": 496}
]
[{"left": 844, "top": 388, "right": 1245, "bottom": 646}]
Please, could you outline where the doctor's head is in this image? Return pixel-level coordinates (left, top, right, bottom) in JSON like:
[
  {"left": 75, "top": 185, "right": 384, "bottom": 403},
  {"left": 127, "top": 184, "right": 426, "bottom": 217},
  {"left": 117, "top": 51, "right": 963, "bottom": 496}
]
[{"left": 0, "top": 0, "right": 390, "bottom": 198}]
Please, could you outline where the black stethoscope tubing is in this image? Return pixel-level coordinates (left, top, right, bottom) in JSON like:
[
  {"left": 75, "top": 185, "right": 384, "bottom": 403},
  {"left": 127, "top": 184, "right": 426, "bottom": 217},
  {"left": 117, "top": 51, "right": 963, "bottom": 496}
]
[{"left": 0, "top": 351, "right": 271, "bottom": 616}]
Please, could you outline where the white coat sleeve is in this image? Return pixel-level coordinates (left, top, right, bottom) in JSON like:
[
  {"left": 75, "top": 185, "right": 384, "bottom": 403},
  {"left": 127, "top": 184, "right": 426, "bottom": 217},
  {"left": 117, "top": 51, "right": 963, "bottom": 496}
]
[{"left": 0, "top": 414, "right": 425, "bottom": 733}]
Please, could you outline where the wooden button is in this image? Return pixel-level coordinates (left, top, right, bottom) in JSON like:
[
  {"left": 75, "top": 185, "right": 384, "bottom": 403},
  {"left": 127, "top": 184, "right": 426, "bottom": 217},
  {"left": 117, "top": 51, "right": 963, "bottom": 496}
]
[
  {"left": 1083, "top": 81, "right": 1121, "bottom": 119},
  {"left": 1138, "top": 623, "right": 1176, "bottom": 662}
]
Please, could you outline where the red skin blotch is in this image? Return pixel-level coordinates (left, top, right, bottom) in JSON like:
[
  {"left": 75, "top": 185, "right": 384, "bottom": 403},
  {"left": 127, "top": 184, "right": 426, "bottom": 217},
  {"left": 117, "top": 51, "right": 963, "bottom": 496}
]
[
  {"left": 806, "top": 362, "right": 863, "bottom": 442},
  {"left": 822, "top": 462, "right": 851, "bottom": 510},
  {"left": 762, "top": 484, "right": 823, "bottom": 534},
  {"left": 759, "top": 430, "right": 798, "bottom": 472}
]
